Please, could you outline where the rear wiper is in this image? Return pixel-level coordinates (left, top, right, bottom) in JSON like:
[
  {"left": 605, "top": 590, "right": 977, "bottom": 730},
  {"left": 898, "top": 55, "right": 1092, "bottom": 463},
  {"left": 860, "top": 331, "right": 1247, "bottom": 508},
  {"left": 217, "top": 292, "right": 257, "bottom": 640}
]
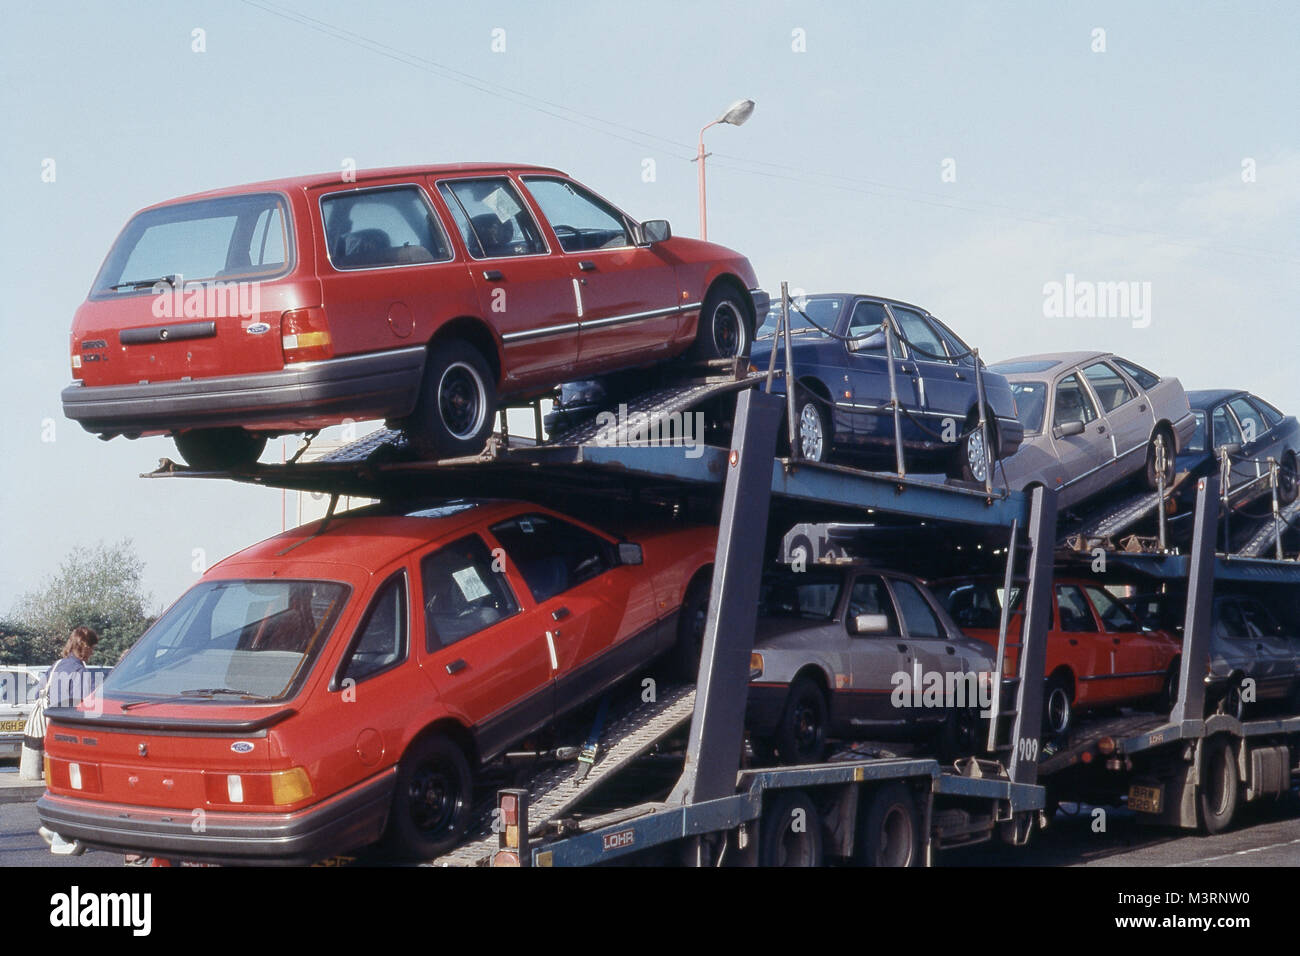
[
  {"left": 181, "top": 687, "right": 266, "bottom": 700},
  {"left": 109, "top": 274, "right": 180, "bottom": 291}
]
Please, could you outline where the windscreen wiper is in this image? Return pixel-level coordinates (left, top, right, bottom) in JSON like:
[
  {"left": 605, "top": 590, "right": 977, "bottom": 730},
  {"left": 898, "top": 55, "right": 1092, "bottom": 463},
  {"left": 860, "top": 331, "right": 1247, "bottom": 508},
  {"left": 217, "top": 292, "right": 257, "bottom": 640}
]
[{"left": 109, "top": 274, "right": 180, "bottom": 291}]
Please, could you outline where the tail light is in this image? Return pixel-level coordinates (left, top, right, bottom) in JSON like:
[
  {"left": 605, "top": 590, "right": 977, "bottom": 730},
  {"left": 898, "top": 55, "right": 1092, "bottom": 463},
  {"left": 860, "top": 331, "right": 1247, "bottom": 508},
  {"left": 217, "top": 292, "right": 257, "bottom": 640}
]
[
  {"left": 1097, "top": 736, "right": 1116, "bottom": 755},
  {"left": 281, "top": 308, "right": 333, "bottom": 363},
  {"left": 750, "top": 653, "right": 764, "bottom": 679},
  {"left": 203, "top": 767, "right": 313, "bottom": 807},
  {"left": 492, "top": 789, "right": 529, "bottom": 867}
]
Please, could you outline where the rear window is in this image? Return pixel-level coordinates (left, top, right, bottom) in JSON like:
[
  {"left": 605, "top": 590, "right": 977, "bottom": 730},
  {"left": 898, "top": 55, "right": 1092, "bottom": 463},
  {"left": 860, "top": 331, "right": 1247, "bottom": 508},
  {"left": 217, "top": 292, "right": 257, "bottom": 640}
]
[
  {"left": 321, "top": 185, "right": 453, "bottom": 269},
  {"left": 92, "top": 193, "right": 292, "bottom": 295},
  {"left": 105, "top": 579, "right": 349, "bottom": 703}
]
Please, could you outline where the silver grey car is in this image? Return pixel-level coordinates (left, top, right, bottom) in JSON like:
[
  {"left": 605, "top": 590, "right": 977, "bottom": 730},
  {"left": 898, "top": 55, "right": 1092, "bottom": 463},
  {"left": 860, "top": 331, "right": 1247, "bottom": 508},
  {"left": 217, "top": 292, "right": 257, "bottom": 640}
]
[
  {"left": 1208, "top": 595, "right": 1300, "bottom": 718},
  {"left": 747, "top": 567, "right": 997, "bottom": 764},
  {"left": 990, "top": 352, "right": 1196, "bottom": 509}
]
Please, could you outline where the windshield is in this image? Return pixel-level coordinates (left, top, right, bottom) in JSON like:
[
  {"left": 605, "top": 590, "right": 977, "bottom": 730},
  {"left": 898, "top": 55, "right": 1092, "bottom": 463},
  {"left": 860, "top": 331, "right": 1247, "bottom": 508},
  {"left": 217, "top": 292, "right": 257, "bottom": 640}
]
[
  {"left": 1010, "top": 382, "right": 1048, "bottom": 433},
  {"left": 757, "top": 296, "right": 843, "bottom": 340},
  {"left": 92, "top": 193, "right": 292, "bottom": 296},
  {"left": 759, "top": 572, "right": 842, "bottom": 620},
  {"left": 105, "top": 579, "right": 350, "bottom": 702}
]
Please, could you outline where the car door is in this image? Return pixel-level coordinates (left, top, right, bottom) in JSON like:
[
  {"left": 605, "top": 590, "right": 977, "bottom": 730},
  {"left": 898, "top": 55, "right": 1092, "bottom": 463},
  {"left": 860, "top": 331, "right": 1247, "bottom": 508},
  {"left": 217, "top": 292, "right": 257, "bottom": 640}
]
[
  {"left": 314, "top": 181, "right": 475, "bottom": 358},
  {"left": 487, "top": 511, "right": 657, "bottom": 716},
  {"left": 1235, "top": 597, "right": 1294, "bottom": 700},
  {"left": 518, "top": 175, "right": 681, "bottom": 371},
  {"left": 1208, "top": 403, "right": 1246, "bottom": 499},
  {"left": 843, "top": 573, "right": 912, "bottom": 728},
  {"left": 417, "top": 531, "right": 554, "bottom": 762},
  {"left": 433, "top": 175, "right": 580, "bottom": 388},
  {"left": 890, "top": 306, "right": 973, "bottom": 430},
  {"left": 1083, "top": 584, "right": 1164, "bottom": 699},
  {"left": 1048, "top": 371, "right": 1110, "bottom": 503},
  {"left": 1226, "top": 396, "right": 1272, "bottom": 502},
  {"left": 1054, "top": 583, "right": 1112, "bottom": 705},
  {"left": 1081, "top": 360, "right": 1153, "bottom": 484},
  {"left": 842, "top": 300, "right": 920, "bottom": 450}
]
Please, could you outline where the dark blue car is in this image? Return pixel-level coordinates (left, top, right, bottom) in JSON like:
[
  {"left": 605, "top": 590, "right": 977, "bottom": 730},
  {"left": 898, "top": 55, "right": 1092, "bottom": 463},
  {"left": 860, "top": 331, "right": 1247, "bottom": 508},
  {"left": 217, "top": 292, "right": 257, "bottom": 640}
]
[
  {"left": 751, "top": 294, "right": 1024, "bottom": 481},
  {"left": 1174, "top": 389, "right": 1299, "bottom": 513}
]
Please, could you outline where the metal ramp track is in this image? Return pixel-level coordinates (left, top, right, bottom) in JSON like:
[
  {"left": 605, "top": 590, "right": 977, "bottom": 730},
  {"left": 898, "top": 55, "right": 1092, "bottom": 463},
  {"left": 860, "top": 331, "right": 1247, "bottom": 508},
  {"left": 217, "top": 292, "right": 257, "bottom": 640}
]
[
  {"left": 1236, "top": 500, "right": 1300, "bottom": 558},
  {"left": 428, "top": 685, "right": 697, "bottom": 867},
  {"left": 1060, "top": 490, "right": 1162, "bottom": 546}
]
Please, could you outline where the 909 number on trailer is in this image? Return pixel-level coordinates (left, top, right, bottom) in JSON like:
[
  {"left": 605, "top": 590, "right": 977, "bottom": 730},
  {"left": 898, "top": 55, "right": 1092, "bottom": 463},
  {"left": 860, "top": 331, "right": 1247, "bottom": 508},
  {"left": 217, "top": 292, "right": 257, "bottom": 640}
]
[{"left": 1016, "top": 738, "right": 1039, "bottom": 762}]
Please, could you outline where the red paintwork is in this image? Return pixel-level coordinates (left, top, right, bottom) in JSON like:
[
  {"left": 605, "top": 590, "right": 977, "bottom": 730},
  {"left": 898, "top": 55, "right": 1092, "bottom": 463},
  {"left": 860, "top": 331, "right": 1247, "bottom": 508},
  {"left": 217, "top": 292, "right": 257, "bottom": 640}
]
[
  {"left": 958, "top": 577, "right": 1181, "bottom": 711},
  {"left": 43, "top": 501, "right": 714, "bottom": 833},
  {"left": 69, "top": 163, "right": 760, "bottom": 435}
]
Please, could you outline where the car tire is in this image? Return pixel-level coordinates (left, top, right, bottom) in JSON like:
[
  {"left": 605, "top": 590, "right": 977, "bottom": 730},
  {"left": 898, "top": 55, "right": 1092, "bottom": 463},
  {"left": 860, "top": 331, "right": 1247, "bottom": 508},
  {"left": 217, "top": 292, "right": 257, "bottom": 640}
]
[
  {"left": 1043, "top": 675, "right": 1073, "bottom": 737},
  {"left": 173, "top": 428, "right": 267, "bottom": 471},
  {"left": 670, "top": 572, "right": 711, "bottom": 681},
  {"left": 855, "top": 782, "right": 921, "bottom": 867},
  {"left": 407, "top": 340, "right": 497, "bottom": 460},
  {"left": 1277, "top": 451, "right": 1299, "bottom": 506},
  {"left": 1216, "top": 679, "right": 1246, "bottom": 721},
  {"left": 795, "top": 391, "right": 832, "bottom": 463},
  {"left": 687, "top": 285, "right": 751, "bottom": 362},
  {"left": 775, "top": 676, "right": 828, "bottom": 765},
  {"left": 1143, "top": 427, "right": 1176, "bottom": 492},
  {"left": 383, "top": 733, "right": 474, "bottom": 860},
  {"left": 1161, "top": 659, "right": 1181, "bottom": 714},
  {"left": 937, "top": 706, "right": 982, "bottom": 762},
  {"left": 952, "top": 413, "right": 993, "bottom": 484},
  {"left": 1198, "top": 734, "right": 1239, "bottom": 835},
  {"left": 759, "top": 789, "right": 823, "bottom": 866}
]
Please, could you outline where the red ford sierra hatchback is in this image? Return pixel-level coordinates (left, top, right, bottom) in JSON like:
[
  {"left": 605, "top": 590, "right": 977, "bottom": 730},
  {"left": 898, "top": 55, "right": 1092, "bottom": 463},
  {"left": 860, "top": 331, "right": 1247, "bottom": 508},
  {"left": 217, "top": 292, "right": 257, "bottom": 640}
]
[
  {"left": 62, "top": 164, "right": 766, "bottom": 468},
  {"left": 37, "top": 500, "right": 715, "bottom": 864}
]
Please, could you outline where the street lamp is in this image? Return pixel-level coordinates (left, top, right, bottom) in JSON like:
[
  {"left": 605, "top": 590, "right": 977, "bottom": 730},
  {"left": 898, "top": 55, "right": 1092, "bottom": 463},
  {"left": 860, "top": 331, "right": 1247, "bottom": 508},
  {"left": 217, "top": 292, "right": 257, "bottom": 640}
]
[{"left": 696, "top": 98, "right": 754, "bottom": 240}]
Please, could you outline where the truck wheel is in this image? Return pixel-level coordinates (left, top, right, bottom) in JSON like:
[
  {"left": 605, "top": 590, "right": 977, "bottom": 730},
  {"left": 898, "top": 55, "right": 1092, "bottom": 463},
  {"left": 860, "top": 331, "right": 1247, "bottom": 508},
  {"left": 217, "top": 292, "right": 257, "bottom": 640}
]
[
  {"left": 687, "top": 286, "right": 751, "bottom": 361},
  {"left": 775, "top": 676, "right": 828, "bottom": 765},
  {"left": 1043, "top": 675, "right": 1072, "bottom": 737},
  {"left": 173, "top": 428, "right": 267, "bottom": 471},
  {"left": 855, "top": 782, "right": 920, "bottom": 867},
  {"left": 759, "top": 789, "right": 823, "bottom": 866},
  {"left": 407, "top": 340, "right": 496, "bottom": 460},
  {"left": 671, "top": 573, "right": 711, "bottom": 681},
  {"left": 1198, "top": 734, "right": 1239, "bottom": 835},
  {"left": 384, "top": 734, "right": 474, "bottom": 859}
]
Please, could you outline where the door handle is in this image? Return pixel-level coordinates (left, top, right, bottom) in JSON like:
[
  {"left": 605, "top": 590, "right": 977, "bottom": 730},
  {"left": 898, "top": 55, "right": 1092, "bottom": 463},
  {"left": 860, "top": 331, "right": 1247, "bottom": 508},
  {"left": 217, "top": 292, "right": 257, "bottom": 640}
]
[
  {"left": 955, "top": 371, "right": 966, "bottom": 380},
  {"left": 578, "top": 260, "right": 596, "bottom": 272},
  {"left": 1113, "top": 638, "right": 1121, "bottom": 645},
  {"left": 552, "top": 606, "right": 570, "bottom": 622},
  {"left": 897, "top": 643, "right": 909, "bottom": 653},
  {"left": 1138, "top": 404, "right": 1147, "bottom": 412},
  {"left": 483, "top": 270, "right": 504, "bottom": 281},
  {"left": 1068, "top": 638, "right": 1079, "bottom": 646},
  {"left": 945, "top": 646, "right": 956, "bottom": 655},
  {"left": 1097, "top": 425, "right": 1107, "bottom": 434},
  {"left": 899, "top": 364, "right": 914, "bottom": 375},
  {"left": 446, "top": 659, "right": 467, "bottom": 675}
]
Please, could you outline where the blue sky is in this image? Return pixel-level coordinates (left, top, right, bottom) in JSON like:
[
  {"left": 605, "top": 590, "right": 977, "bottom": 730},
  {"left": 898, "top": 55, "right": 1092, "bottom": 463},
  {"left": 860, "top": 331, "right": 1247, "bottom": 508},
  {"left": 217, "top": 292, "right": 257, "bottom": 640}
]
[{"left": 1, "top": 0, "right": 1296, "bottom": 612}]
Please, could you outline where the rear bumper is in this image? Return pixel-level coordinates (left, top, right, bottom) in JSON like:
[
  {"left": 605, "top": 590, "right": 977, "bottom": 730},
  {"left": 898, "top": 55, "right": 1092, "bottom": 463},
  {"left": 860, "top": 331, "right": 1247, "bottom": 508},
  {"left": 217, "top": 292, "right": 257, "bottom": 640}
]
[
  {"left": 62, "top": 347, "right": 426, "bottom": 437},
  {"left": 36, "top": 768, "right": 396, "bottom": 865}
]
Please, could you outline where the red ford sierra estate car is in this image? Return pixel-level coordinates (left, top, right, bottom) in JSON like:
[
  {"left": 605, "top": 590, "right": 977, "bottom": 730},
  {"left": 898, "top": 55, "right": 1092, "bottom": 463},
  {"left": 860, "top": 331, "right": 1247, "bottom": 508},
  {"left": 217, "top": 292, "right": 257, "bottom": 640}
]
[
  {"left": 62, "top": 164, "right": 767, "bottom": 468},
  {"left": 37, "top": 500, "right": 716, "bottom": 864}
]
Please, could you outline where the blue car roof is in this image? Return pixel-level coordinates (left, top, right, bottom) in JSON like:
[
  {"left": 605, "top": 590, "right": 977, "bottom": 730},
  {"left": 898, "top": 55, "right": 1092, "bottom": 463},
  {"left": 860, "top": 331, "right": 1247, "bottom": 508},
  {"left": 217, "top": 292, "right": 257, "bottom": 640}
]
[{"left": 1186, "top": 389, "right": 1245, "bottom": 409}]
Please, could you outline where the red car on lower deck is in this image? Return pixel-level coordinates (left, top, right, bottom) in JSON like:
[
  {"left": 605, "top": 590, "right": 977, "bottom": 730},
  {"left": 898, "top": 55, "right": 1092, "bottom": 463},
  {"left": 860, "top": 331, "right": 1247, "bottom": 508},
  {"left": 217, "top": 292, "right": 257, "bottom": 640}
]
[
  {"left": 37, "top": 500, "right": 715, "bottom": 864},
  {"left": 937, "top": 576, "right": 1182, "bottom": 735}
]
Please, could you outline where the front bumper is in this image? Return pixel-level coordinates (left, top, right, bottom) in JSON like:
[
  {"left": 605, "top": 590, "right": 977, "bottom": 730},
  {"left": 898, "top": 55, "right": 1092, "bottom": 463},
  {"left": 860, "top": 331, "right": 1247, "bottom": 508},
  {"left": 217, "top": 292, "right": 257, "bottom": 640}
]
[
  {"left": 62, "top": 347, "right": 426, "bottom": 437},
  {"left": 36, "top": 768, "right": 396, "bottom": 866}
]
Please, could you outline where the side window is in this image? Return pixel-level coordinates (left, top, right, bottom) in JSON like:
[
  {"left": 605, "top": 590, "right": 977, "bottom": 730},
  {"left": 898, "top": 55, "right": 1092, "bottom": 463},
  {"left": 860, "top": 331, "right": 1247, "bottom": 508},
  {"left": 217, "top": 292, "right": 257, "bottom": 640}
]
[
  {"left": 320, "top": 186, "right": 452, "bottom": 269},
  {"left": 847, "top": 301, "right": 903, "bottom": 358},
  {"left": 421, "top": 535, "right": 521, "bottom": 650},
  {"left": 341, "top": 573, "right": 408, "bottom": 683},
  {"left": 1227, "top": 397, "right": 1264, "bottom": 444},
  {"left": 943, "top": 583, "right": 1001, "bottom": 630},
  {"left": 437, "top": 178, "right": 547, "bottom": 259},
  {"left": 893, "top": 308, "right": 950, "bottom": 363},
  {"left": 1211, "top": 405, "right": 1242, "bottom": 449},
  {"left": 889, "top": 579, "right": 944, "bottom": 639},
  {"left": 846, "top": 575, "right": 900, "bottom": 635},
  {"left": 521, "top": 177, "right": 631, "bottom": 252},
  {"left": 1113, "top": 358, "right": 1160, "bottom": 391},
  {"left": 1054, "top": 373, "right": 1099, "bottom": 429},
  {"left": 1082, "top": 362, "right": 1135, "bottom": 413},
  {"left": 490, "top": 514, "right": 613, "bottom": 603},
  {"left": 1056, "top": 585, "right": 1098, "bottom": 633},
  {"left": 1084, "top": 585, "right": 1139, "bottom": 633},
  {"left": 1253, "top": 397, "right": 1284, "bottom": 429}
]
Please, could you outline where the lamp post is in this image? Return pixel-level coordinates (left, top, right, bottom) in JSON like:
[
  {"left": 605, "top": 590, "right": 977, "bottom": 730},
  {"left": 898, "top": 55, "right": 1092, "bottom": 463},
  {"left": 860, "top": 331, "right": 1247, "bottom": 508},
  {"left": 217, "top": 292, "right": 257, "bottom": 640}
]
[{"left": 696, "top": 98, "right": 754, "bottom": 240}]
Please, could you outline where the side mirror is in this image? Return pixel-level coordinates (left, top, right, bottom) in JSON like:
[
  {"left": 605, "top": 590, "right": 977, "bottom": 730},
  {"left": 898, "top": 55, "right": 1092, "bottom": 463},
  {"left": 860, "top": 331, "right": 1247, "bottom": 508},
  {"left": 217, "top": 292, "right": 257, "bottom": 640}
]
[
  {"left": 640, "top": 220, "right": 671, "bottom": 245},
  {"left": 617, "top": 542, "right": 644, "bottom": 566},
  {"left": 1054, "top": 420, "right": 1086, "bottom": 438},
  {"left": 849, "top": 329, "right": 886, "bottom": 352},
  {"left": 848, "top": 613, "right": 890, "bottom": 635}
]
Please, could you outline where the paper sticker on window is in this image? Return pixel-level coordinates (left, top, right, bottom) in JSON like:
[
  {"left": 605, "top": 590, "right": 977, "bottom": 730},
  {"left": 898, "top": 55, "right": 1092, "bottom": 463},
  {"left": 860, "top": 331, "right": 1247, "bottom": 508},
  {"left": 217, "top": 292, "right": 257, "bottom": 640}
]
[
  {"left": 519, "top": 519, "right": 534, "bottom": 534},
  {"left": 483, "top": 187, "right": 522, "bottom": 224},
  {"left": 452, "top": 566, "right": 491, "bottom": 602}
]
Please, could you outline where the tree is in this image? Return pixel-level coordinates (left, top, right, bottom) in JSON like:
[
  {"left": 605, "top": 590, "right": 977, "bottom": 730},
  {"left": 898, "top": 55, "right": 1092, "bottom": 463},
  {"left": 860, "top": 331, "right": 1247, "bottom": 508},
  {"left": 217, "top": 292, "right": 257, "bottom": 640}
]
[
  {"left": 7, "top": 540, "right": 155, "bottom": 667},
  {"left": 0, "top": 618, "right": 41, "bottom": 667}
]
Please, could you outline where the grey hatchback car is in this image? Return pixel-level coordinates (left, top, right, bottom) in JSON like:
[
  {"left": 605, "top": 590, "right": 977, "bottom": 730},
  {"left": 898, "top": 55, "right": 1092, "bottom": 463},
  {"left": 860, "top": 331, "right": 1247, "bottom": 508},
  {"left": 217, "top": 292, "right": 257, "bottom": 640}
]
[
  {"left": 1208, "top": 594, "right": 1300, "bottom": 718},
  {"left": 747, "top": 566, "right": 997, "bottom": 764},
  {"left": 991, "top": 352, "right": 1196, "bottom": 509}
]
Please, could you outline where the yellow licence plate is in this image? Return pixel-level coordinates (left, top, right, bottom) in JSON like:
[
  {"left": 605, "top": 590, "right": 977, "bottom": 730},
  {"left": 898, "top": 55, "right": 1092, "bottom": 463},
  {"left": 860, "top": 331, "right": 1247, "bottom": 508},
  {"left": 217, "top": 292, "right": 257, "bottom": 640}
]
[
  {"left": 0, "top": 719, "right": 26, "bottom": 733},
  {"left": 1129, "top": 784, "right": 1163, "bottom": 814}
]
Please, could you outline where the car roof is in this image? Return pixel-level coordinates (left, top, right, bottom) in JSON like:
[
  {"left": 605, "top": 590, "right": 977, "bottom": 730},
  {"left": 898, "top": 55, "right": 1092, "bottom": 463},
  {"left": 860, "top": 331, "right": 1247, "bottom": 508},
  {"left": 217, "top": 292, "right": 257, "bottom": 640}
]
[
  {"left": 142, "top": 163, "right": 569, "bottom": 209},
  {"left": 772, "top": 293, "right": 935, "bottom": 316},
  {"left": 989, "top": 351, "right": 1111, "bottom": 377},
  {"left": 215, "top": 499, "right": 529, "bottom": 573},
  {"left": 1186, "top": 388, "right": 1246, "bottom": 409}
]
